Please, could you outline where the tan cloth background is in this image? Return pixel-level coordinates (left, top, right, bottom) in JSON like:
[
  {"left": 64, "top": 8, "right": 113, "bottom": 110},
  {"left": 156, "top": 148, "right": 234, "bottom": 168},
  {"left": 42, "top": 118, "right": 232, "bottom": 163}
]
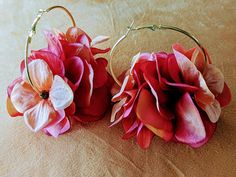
[{"left": 0, "top": 0, "right": 236, "bottom": 176}]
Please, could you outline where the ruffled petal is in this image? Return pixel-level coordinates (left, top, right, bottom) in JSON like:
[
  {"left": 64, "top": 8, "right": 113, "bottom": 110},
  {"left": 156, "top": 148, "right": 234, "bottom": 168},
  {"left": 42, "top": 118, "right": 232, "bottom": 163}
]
[
  {"left": 11, "top": 82, "right": 40, "bottom": 113},
  {"left": 30, "top": 50, "right": 65, "bottom": 77},
  {"left": 49, "top": 75, "right": 74, "bottom": 111},
  {"left": 175, "top": 93, "right": 206, "bottom": 144},
  {"left": 203, "top": 64, "right": 224, "bottom": 96},
  {"left": 22, "top": 59, "right": 53, "bottom": 92},
  {"left": 74, "top": 60, "right": 94, "bottom": 107},
  {"left": 6, "top": 96, "right": 23, "bottom": 117},
  {"left": 136, "top": 126, "right": 154, "bottom": 149},
  {"left": 64, "top": 56, "right": 84, "bottom": 89},
  {"left": 44, "top": 117, "right": 70, "bottom": 137},
  {"left": 136, "top": 89, "right": 173, "bottom": 133},
  {"left": 204, "top": 99, "right": 221, "bottom": 123},
  {"left": 24, "top": 100, "right": 54, "bottom": 132},
  {"left": 44, "top": 30, "right": 65, "bottom": 60},
  {"left": 77, "top": 85, "right": 110, "bottom": 118},
  {"left": 7, "top": 77, "right": 22, "bottom": 97},
  {"left": 216, "top": 83, "right": 232, "bottom": 107}
]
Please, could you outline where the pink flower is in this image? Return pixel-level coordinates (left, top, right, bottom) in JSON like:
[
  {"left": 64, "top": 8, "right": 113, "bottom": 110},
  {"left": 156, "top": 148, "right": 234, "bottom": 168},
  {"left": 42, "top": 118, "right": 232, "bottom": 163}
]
[
  {"left": 111, "top": 43, "right": 231, "bottom": 149},
  {"left": 19, "top": 27, "right": 112, "bottom": 122},
  {"left": 7, "top": 59, "right": 73, "bottom": 137}
]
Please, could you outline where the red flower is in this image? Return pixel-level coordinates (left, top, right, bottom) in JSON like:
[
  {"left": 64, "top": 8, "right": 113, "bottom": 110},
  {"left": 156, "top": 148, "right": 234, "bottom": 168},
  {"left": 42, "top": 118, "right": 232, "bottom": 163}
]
[
  {"left": 7, "top": 26, "right": 112, "bottom": 136},
  {"left": 111, "top": 43, "right": 231, "bottom": 149}
]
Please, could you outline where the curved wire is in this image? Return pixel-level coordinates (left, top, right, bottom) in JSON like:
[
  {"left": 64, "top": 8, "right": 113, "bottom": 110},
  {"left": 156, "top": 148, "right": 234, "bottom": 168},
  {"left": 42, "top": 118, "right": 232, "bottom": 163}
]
[
  {"left": 24, "top": 6, "right": 76, "bottom": 90},
  {"left": 109, "top": 22, "right": 208, "bottom": 86}
]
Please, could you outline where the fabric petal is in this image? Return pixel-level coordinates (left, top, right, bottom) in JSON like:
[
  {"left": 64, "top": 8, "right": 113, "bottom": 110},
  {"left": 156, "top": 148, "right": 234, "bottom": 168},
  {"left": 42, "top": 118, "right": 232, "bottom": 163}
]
[
  {"left": 175, "top": 93, "right": 206, "bottom": 144},
  {"left": 22, "top": 59, "right": 53, "bottom": 92},
  {"left": 74, "top": 60, "right": 94, "bottom": 107},
  {"left": 11, "top": 82, "right": 40, "bottom": 113},
  {"left": 44, "top": 117, "right": 70, "bottom": 138},
  {"left": 30, "top": 50, "right": 65, "bottom": 77},
  {"left": 6, "top": 96, "right": 23, "bottom": 117},
  {"left": 136, "top": 126, "right": 154, "bottom": 149},
  {"left": 216, "top": 83, "right": 232, "bottom": 107},
  {"left": 204, "top": 99, "right": 221, "bottom": 123},
  {"left": 44, "top": 30, "right": 65, "bottom": 60},
  {"left": 24, "top": 100, "right": 54, "bottom": 132},
  {"left": 203, "top": 64, "right": 224, "bottom": 96},
  {"left": 64, "top": 56, "right": 84, "bottom": 89},
  {"left": 91, "top": 35, "right": 109, "bottom": 46},
  {"left": 93, "top": 58, "right": 108, "bottom": 88},
  {"left": 7, "top": 77, "right": 22, "bottom": 97},
  {"left": 49, "top": 75, "right": 74, "bottom": 111},
  {"left": 136, "top": 89, "right": 173, "bottom": 132}
]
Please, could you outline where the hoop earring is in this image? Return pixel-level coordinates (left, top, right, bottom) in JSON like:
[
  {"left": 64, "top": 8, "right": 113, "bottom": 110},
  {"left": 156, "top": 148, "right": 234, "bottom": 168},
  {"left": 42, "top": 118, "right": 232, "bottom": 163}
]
[
  {"left": 7, "top": 6, "right": 111, "bottom": 137},
  {"left": 109, "top": 21, "right": 231, "bottom": 149}
]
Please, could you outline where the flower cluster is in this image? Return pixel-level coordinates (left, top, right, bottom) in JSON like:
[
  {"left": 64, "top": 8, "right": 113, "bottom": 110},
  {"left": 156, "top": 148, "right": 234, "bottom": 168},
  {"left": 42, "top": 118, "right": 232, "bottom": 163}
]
[
  {"left": 111, "top": 43, "right": 231, "bottom": 149},
  {"left": 7, "top": 27, "right": 112, "bottom": 137}
]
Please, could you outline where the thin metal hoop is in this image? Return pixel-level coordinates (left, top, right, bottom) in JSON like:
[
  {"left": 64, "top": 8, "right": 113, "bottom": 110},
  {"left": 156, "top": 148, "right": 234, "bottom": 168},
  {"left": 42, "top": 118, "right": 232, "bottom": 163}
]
[
  {"left": 24, "top": 6, "right": 76, "bottom": 90},
  {"left": 109, "top": 21, "right": 208, "bottom": 86}
]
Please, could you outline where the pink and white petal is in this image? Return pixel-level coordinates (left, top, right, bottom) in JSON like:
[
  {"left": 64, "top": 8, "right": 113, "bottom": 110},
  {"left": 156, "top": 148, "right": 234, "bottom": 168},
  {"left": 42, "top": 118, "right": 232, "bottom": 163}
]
[
  {"left": 24, "top": 100, "right": 53, "bottom": 132},
  {"left": 190, "top": 111, "right": 217, "bottom": 148},
  {"left": 204, "top": 99, "right": 221, "bottom": 123},
  {"left": 203, "top": 64, "right": 224, "bottom": 96},
  {"left": 22, "top": 59, "right": 53, "bottom": 92},
  {"left": 49, "top": 75, "right": 74, "bottom": 111},
  {"left": 175, "top": 93, "right": 206, "bottom": 144},
  {"left": 11, "top": 82, "right": 40, "bottom": 113},
  {"left": 44, "top": 30, "right": 65, "bottom": 60},
  {"left": 91, "top": 35, "right": 109, "bottom": 46},
  {"left": 30, "top": 50, "right": 65, "bottom": 77},
  {"left": 216, "top": 83, "right": 232, "bottom": 107},
  {"left": 7, "top": 77, "right": 22, "bottom": 96},
  {"left": 44, "top": 117, "right": 70, "bottom": 138}
]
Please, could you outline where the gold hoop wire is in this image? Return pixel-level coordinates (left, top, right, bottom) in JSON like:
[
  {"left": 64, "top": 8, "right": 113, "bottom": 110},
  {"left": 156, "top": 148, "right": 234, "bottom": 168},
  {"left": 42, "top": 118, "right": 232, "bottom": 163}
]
[
  {"left": 25, "top": 6, "right": 76, "bottom": 89},
  {"left": 109, "top": 21, "right": 208, "bottom": 86}
]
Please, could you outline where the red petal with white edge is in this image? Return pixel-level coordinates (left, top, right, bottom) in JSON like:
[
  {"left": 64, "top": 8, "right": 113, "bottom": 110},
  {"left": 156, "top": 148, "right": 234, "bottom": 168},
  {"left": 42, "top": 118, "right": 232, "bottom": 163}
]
[
  {"left": 77, "top": 85, "right": 111, "bottom": 117},
  {"left": 175, "top": 93, "right": 206, "bottom": 144},
  {"left": 30, "top": 50, "right": 65, "bottom": 77},
  {"left": 74, "top": 60, "right": 94, "bottom": 107},
  {"left": 136, "top": 89, "right": 173, "bottom": 132},
  {"left": 24, "top": 100, "right": 54, "bottom": 132},
  {"left": 64, "top": 56, "right": 84, "bottom": 89},
  {"left": 216, "top": 83, "right": 232, "bottom": 107},
  {"left": 112, "top": 74, "right": 134, "bottom": 102},
  {"left": 190, "top": 111, "right": 216, "bottom": 148},
  {"left": 93, "top": 58, "right": 108, "bottom": 88},
  {"left": 50, "top": 76, "right": 74, "bottom": 111},
  {"left": 111, "top": 98, "right": 126, "bottom": 122},
  {"left": 66, "top": 27, "right": 85, "bottom": 42},
  {"left": 91, "top": 35, "right": 109, "bottom": 47},
  {"left": 136, "top": 126, "right": 154, "bottom": 149},
  {"left": 44, "top": 30, "right": 65, "bottom": 60},
  {"left": 203, "top": 64, "right": 224, "bottom": 96},
  {"left": 44, "top": 117, "right": 70, "bottom": 138},
  {"left": 204, "top": 99, "right": 221, "bottom": 123},
  {"left": 6, "top": 96, "right": 23, "bottom": 117}
]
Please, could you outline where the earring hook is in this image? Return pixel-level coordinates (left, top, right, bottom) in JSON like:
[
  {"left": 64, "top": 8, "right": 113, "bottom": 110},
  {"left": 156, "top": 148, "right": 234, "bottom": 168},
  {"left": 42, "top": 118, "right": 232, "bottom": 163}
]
[
  {"left": 109, "top": 21, "right": 208, "bottom": 87},
  {"left": 24, "top": 6, "right": 76, "bottom": 91}
]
